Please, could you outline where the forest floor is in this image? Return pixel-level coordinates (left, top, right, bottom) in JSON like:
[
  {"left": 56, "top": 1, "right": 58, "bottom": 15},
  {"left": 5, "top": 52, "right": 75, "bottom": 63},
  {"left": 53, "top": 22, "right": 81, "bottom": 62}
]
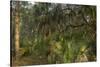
[{"left": 12, "top": 55, "right": 48, "bottom": 66}]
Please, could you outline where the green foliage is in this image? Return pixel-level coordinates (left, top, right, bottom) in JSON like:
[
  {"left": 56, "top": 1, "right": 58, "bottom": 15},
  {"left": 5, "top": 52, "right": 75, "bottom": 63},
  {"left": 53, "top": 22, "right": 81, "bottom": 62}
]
[{"left": 11, "top": 1, "right": 96, "bottom": 66}]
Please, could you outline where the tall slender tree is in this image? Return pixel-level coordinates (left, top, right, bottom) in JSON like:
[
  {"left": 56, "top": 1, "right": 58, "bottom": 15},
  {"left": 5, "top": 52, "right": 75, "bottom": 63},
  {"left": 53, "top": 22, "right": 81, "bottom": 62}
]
[{"left": 15, "top": 1, "right": 20, "bottom": 58}]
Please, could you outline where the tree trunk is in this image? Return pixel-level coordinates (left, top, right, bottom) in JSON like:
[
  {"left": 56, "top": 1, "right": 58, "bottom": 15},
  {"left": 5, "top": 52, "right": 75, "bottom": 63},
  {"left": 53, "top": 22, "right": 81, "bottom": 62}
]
[{"left": 15, "top": 1, "right": 20, "bottom": 59}]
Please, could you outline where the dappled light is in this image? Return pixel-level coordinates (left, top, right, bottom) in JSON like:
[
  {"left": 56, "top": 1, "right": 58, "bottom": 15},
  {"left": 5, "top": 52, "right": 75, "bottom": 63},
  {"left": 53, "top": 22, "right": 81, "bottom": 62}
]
[{"left": 11, "top": 1, "right": 96, "bottom": 66}]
